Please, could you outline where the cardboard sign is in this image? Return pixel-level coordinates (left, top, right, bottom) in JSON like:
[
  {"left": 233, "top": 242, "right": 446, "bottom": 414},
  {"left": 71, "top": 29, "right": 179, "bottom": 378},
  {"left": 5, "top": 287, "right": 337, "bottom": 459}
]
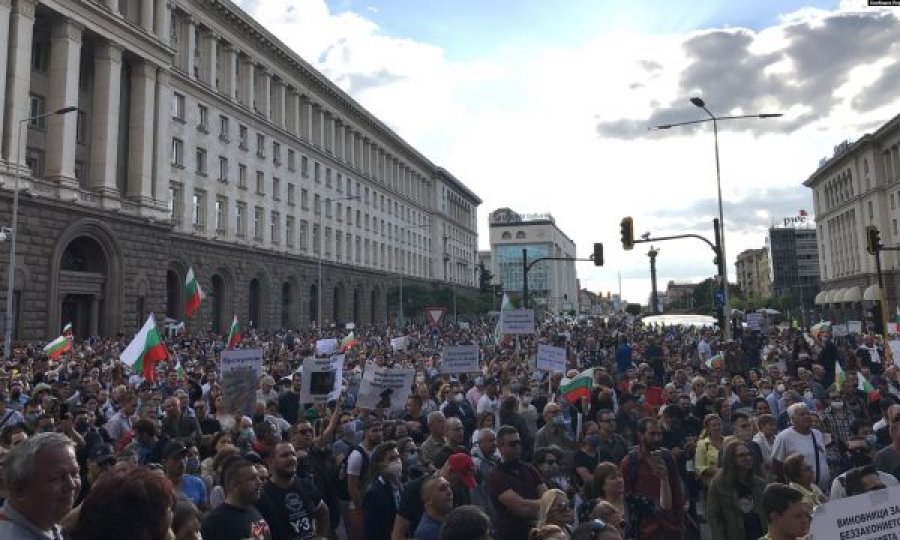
[
  {"left": 425, "top": 307, "right": 447, "bottom": 327},
  {"left": 219, "top": 348, "right": 263, "bottom": 415},
  {"left": 888, "top": 323, "right": 898, "bottom": 336},
  {"left": 833, "top": 324, "right": 849, "bottom": 337},
  {"left": 315, "top": 338, "right": 338, "bottom": 357},
  {"left": 390, "top": 336, "right": 408, "bottom": 352},
  {"left": 440, "top": 344, "right": 480, "bottom": 374},
  {"left": 809, "top": 485, "right": 900, "bottom": 540},
  {"left": 356, "top": 366, "right": 415, "bottom": 411},
  {"left": 298, "top": 355, "right": 343, "bottom": 404},
  {"left": 746, "top": 313, "right": 762, "bottom": 331},
  {"left": 536, "top": 344, "right": 567, "bottom": 373},
  {"left": 500, "top": 309, "right": 535, "bottom": 334},
  {"left": 848, "top": 320, "right": 863, "bottom": 335},
  {"left": 889, "top": 340, "right": 900, "bottom": 368}
]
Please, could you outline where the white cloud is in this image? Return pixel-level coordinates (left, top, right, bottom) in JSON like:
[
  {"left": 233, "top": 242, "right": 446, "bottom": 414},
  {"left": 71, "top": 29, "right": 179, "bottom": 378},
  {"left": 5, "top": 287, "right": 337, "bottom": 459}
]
[{"left": 234, "top": 0, "right": 900, "bottom": 306}]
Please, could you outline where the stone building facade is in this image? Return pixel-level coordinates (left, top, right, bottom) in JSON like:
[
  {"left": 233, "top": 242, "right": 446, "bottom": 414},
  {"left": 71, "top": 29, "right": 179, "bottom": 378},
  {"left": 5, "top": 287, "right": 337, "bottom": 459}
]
[{"left": 0, "top": 0, "right": 480, "bottom": 340}]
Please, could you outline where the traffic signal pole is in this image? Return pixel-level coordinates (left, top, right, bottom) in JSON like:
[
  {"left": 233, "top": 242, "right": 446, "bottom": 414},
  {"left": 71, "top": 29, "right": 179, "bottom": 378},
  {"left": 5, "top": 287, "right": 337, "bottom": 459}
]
[{"left": 522, "top": 246, "right": 603, "bottom": 310}]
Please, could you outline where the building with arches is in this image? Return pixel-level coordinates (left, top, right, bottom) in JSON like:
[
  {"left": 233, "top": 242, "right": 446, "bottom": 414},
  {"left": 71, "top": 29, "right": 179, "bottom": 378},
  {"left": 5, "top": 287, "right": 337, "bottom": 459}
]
[
  {"left": 0, "top": 0, "right": 480, "bottom": 341},
  {"left": 487, "top": 208, "right": 577, "bottom": 313}
]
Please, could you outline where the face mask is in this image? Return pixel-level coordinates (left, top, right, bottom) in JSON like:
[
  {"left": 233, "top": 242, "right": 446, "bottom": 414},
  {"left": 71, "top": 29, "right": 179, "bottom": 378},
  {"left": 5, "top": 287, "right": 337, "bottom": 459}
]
[
  {"left": 804, "top": 391, "right": 814, "bottom": 400},
  {"left": 586, "top": 434, "right": 601, "bottom": 446},
  {"left": 540, "top": 463, "right": 560, "bottom": 476},
  {"left": 186, "top": 456, "right": 201, "bottom": 474},
  {"left": 831, "top": 400, "right": 844, "bottom": 409},
  {"left": 454, "top": 393, "right": 464, "bottom": 403},
  {"left": 776, "top": 384, "right": 786, "bottom": 394},
  {"left": 385, "top": 460, "right": 403, "bottom": 479},
  {"left": 867, "top": 434, "right": 878, "bottom": 447}
]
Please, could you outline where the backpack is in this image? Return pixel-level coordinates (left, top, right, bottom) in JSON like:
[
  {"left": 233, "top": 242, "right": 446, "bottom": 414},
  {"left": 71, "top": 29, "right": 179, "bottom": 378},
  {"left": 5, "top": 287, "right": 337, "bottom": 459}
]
[{"left": 336, "top": 444, "right": 369, "bottom": 501}]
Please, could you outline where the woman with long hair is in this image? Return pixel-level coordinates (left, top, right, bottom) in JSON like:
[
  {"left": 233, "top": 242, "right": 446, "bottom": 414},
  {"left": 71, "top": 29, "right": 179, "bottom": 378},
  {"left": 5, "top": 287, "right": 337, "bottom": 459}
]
[
  {"left": 695, "top": 413, "right": 724, "bottom": 487},
  {"left": 362, "top": 441, "right": 404, "bottom": 540},
  {"left": 783, "top": 453, "right": 827, "bottom": 512},
  {"left": 574, "top": 421, "right": 601, "bottom": 491},
  {"left": 706, "top": 440, "right": 768, "bottom": 540},
  {"left": 536, "top": 488, "right": 575, "bottom": 534},
  {"left": 471, "top": 411, "right": 496, "bottom": 445}
]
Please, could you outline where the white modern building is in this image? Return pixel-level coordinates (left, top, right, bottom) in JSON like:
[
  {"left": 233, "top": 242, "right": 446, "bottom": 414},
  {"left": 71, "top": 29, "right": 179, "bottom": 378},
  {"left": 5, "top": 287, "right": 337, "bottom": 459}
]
[
  {"left": 804, "top": 113, "right": 900, "bottom": 318},
  {"left": 487, "top": 208, "right": 578, "bottom": 313},
  {"left": 0, "top": 0, "right": 480, "bottom": 339}
]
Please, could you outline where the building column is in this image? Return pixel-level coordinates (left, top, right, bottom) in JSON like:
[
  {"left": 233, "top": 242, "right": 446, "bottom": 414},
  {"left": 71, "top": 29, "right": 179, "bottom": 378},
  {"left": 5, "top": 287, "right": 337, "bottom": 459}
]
[
  {"left": 285, "top": 87, "right": 297, "bottom": 135},
  {"left": 186, "top": 16, "right": 197, "bottom": 79},
  {"left": 45, "top": 19, "right": 83, "bottom": 193},
  {"left": 272, "top": 79, "right": 285, "bottom": 128},
  {"left": 1, "top": 0, "right": 36, "bottom": 167},
  {"left": 126, "top": 58, "right": 156, "bottom": 204},
  {"left": 141, "top": 0, "right": 153, "bottom": 33},
  {"left": 156, "top": 0, "right": 171, "bottom": 45},
  {"left": 153, "top": 69, "right": 172, "bottom": 212},
  {"left": 299, "top": 95, "right": 312, "bottom": 140},
  {"left": 0, "top": 0, "right": 11, "bottom": 161},
  {"left": 89, "top": 41, "right": 122, "bottom": 207},
  {"left": 205, "top": 30, "right": 217, "bottom": 90},
  {"left": 257, "top": 68, "right": 270, "bottom": 120},
  {"left": 224, "top": 44, "right": 238, "bottom": 101},
  {"left": 334, "top": 119, "right": 343, "bottom": 161},
  {"left": 89, "top": 295, "right": 100, "bottom": 336},
  {"left": 105, "top": 0, "right": 119, "bottom": 15},
  {"left": 241, "top": 57, "right": 254, "bottom": 110},
  {"left": 312, "top": 104, "right": 322, "bottom": 147}
]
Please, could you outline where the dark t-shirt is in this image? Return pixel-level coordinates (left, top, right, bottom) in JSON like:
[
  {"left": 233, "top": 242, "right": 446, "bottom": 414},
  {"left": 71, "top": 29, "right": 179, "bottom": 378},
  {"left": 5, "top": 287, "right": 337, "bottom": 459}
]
[
  {"left": 398, "top": 474, "right": 471, "bottom": 533},
  {"left": 573, "top": 450, "right": 599, "bottom": 485},
  {"left": 201, "top": 503, "right": 272, "bottom": 540},
  {"left": 255, "top": 478, "right": 323, "bottom": 540},
  {"left": 486, "top": 461, "right": 544, "bottom": 540}
]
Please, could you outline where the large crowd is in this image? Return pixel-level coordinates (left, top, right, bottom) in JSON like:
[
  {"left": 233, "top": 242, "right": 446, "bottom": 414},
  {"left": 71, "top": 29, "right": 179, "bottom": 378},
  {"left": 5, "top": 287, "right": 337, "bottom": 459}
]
[{"left": 1, "top": 312, "right": 898, "bottom": 540}]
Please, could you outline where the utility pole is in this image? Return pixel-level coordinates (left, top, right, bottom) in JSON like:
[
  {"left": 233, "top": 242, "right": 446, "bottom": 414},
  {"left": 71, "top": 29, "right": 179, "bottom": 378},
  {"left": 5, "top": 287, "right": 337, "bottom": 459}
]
[
  {"left": 522, "top": 248, "right": 529, "bottom": 309},
  {"left": 648, "top": 246, "right": 660, "bottom": 314}
]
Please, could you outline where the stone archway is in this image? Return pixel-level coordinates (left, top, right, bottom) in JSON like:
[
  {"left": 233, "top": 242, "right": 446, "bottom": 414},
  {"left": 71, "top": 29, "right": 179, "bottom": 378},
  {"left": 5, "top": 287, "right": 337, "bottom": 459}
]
[{"left": 49, "top": 219, "right": 123, "bottom": 338}]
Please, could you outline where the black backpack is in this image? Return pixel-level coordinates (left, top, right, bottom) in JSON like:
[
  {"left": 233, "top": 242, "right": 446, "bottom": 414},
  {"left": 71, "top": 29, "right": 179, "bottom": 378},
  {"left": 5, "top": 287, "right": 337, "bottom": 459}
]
[{"left": 336, "top": 444, "right": 369, "bottom": 501}]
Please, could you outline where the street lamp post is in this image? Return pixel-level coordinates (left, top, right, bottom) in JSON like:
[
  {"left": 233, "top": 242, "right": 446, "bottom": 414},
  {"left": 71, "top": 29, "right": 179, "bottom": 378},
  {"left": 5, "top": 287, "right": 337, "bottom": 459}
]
[
  {"left": 398, "top": 223, "right": 428, "bottom": 328},
  {"left": 648, "top": 246, "right": 660, "bottom": 314},
  {"left": 4, "top": 106, "right": 79, "bottom": 359},
  {"left": 316, "top": 194, "right": 359, "bottom": 329},
  {"left": 652, "top": 98, "right": 781, "bottom": 337}
]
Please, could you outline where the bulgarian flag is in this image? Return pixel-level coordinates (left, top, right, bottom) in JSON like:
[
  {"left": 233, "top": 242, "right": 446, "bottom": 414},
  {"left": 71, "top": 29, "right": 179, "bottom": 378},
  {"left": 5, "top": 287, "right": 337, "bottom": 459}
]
[
  {"left": 836, "top": 362, "right": 880, "bottom": 401},
  {"left": 121, "top": 314, "right": 168, "bottom": 381},
  {"left": 62, "top": 322, "right": 73, "bottom": 338},
  {"left": 560, "top": 368, "right": 594, "bottom": 404},
  {"left": 43, "top": 335, "right": 71, "bottom": 360},
  {"left": 226, "top": 315, "right": 241, "bottom": 350},
  {"left": 184, "top": 267, "right": 205, "bottom": 318},
  {"left": 705, "top": 351, "right": 724, "bottom": 370},
  {"left": 340, "top": 331, "right": 361, "bottom": 352}
]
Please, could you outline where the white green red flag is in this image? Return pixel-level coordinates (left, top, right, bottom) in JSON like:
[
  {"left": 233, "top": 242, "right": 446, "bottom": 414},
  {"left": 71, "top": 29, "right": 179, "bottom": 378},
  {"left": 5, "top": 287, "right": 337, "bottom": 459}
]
[
  {"left": 184, "top": 267, "right": 205, "bottom": 317},
  {"left": 62, "top": 322, "right": 73, "bottom": 338},
  {"left": 226, "top": 315, "right": 241, "bottom": 350},
  {"left": 340, "top": 331, "right": 361, "bottom": 352},
  {"left": 175, "top": 358, "right": 186, "bottom": 379},
  {"left": 560, "top": 368, "right": 594, "bottom": 404},
  {"left": 121, "top": 314, "right": 168, "bottom": 381},
  {"left": 43, "top": 335, "right": 71, "bottom": 360}
]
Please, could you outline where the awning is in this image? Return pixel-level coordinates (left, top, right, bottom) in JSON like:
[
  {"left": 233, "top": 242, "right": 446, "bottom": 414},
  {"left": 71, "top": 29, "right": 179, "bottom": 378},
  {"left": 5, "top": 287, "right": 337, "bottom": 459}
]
[
  {"left": 842, "top": 286, "right": 862, "bottom": 303},
  {"left": 814, "top": 291, "right": 828, "bottom": 305},
  {"left": 863, "top": 284, "right": 881, "bottom": 302},
  {"left": 822, "top": 289, "right": 838, "bottom": 304}
]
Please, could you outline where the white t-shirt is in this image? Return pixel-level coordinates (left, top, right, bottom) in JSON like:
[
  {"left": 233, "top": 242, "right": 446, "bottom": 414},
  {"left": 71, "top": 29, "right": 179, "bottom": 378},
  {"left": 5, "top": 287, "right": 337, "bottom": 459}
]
[
  {"left": 771, "top": 427, "right": 831, "bottom": 489},
  {"left": 347, "top": 445, "right": 373, "bottom": 509},
  {"left": 829, "top": 470, "right": 898, "bottom": 500}
]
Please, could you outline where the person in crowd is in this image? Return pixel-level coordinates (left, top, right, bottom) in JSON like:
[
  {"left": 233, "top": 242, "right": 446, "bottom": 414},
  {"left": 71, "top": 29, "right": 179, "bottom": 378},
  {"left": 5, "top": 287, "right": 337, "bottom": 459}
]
[
  {"left": 589, "top": 462, "right": 625, "bottom": 523},
  {"left": 487, "top": 425, "right": 546, "bottom": 540},
  {"left": 620, "top": 417, "right": 682, "bottom": 540},
  {"left": 345, "top": 420, "right": 383, "bottom": 539},
  {"left": 201, "top": 456, "right": 272, "bottom": 539},
  {"left": 821, "top": 387, "right": 856, "bottom": 448},
  {"left": 499, "top": 395, "right": 534, "bottom": 462},
  {"left": 471, "top": 412, "right": 496, "bottom": 446},
  {"left": 570, "top": 519, "right": 624, "bottom": 540},
  {"left": 574, "top": 421, "right": 601, "bottom": 490},
  {"left": 172, "top": 499, "right": 202, "bottom": 540},
  {"left": 162, "top": 396, "right": 203, "bottom": 449},
  {"left": 256, "top": 440, "right": 329, "bottom": 540},
  {"left": 471, "top": 428, "right": 500, "bottom": 481},
  {"left": 528, "top": 524, "right": 568, "bottom": 540},
  {"left": 844, "top": 464, "right": 888, "bottom": 496},
  {"left": 439, "top": 505, "right": 491, "bottom": 540},
  {"left": 534, "top": 401, "right": 576, "bottom": 456},
  {"left": 782, "top": 452, "right": 828, "bottom": 511},
  {"left": 875, "top": 404, "right": 900, "bottom": 480},
  {"left": 596, "top": 409, "right": 629, "bottom": 464},
  {"left": 761, "top": 484, "right": 811, "bottom": 540},
  {"left": 771, "top": 403, "right": 831, "bottom": 490},
  {"left": 535, "top": 488, "right": 574, "bottom": 534},
  {"left": 694, "top": 413, "right": 724, "bottom": 488},
  {"left": 362, "top": 442, "right": 403, "bottom": 540},
  {"left": 753, "top": 414, "right": 778, "bottom": 474},
  {"left": 0, "top": 433, "right": 81, "bottom": 539},
  {"left": 830, "top": 435, "right": 899, "bottom": 499},
  {"left": 443, "top": 417, "right": 468, "bottom": 455},
  {"left": 414, "top": 475, "right": 454, "bottom": 540},
  {"left": 706, "top": 439, "right": 767, "bottom": 540},
  {"left": 533, "top": 446, "right": 570, "bottom": 493},
  {"left": 442, "top": 381, "right": 477, "bottom": 442},
  {"left": 585, "top": 500, "right": 627, "bottom": 537},
  {"left": 68, "top": 464, "right": 175, "bottom": 540},
  {"left": 420, "top": 412, "right": 446, "bottom": 465},
  {"left": 163, "top": 440, "right": 208, "bottom": 510}
]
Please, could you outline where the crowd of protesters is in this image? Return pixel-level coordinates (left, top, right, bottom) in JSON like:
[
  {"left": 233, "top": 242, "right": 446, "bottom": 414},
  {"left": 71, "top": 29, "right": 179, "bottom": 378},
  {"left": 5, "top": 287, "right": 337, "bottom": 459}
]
[{"left": 0, "top": 312, "right": 899, "bottom": 540}]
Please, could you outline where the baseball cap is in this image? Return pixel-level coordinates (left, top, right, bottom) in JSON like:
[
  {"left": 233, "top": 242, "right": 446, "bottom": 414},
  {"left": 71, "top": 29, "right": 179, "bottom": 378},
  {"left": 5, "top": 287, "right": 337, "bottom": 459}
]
[
  {"left": 162, "top": 440, "right": 189, "bottom": 460},
  {"left": 88, "top": 443, "right": 116, "bottom": 465},
  {"left": 447, "top": 453, "right": 476, "bottom": 489}
]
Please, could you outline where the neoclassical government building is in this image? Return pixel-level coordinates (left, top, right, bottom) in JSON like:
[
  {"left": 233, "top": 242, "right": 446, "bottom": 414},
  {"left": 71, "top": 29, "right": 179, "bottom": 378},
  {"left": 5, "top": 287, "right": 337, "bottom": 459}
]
[{"left": 0, "top": 0, "right": 481, "bottom": 340}]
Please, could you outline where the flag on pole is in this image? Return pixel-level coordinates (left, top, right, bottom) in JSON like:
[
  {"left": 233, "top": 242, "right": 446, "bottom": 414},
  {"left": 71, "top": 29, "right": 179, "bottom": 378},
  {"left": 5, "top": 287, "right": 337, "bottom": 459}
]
[
  {"left": 121, "top": 314, "right": 168, "bottom": 381},
  {"left": 226, "top": 315, "right": 241, "bottom": 350},
  {"left": 560, "top": 368, "right": 594, "bottom": 404},
  {"left": 705, "top": 352, "right": 724, "bottom": 370},
  {"left": 340, "top": 331, "right": 361, "bottom": 352},
  {"left": 799, "top": 209, "right": 808, "bottom": 217},
  {"left": 43, "top": 335, "right": 71, "bottom": 360},
  {"left": 184, "top": 267, "right": 205, "bottom": 318},
  {"left": 62, "top": 322, "right": 73, "bottom": 338},
  {"left": 494, "top": 293, "right": 512, "bottom": 343}
]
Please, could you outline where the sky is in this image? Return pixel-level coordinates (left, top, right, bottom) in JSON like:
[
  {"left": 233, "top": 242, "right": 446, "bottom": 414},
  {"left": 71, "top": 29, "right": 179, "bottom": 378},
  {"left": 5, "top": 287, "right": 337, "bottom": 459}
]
[{"left": 234, "top": 0, "right": 900, "bottom": 305}]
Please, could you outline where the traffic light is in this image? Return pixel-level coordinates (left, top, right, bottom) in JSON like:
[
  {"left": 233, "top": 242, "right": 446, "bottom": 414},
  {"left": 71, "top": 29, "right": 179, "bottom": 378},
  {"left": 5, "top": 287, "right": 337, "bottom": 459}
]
[
  {"left": 866, "top": 225, "right": 881, "bottom": 255},
  {"left": 478, "top": 262, "right": 493, "bottom": 293},
  {"left": 593, "top": 243, "right": 604, "bottom": 266},
  {"left": 620, "top": 217, "right": 634, "bottom": 251}
]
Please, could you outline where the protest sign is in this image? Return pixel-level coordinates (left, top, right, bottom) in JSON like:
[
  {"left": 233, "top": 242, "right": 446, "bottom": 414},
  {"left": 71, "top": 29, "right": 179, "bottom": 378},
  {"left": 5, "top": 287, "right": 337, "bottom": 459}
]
[
  {"left": 889, "top": 323, "right": 898, "bottom": 336},
  {"left": 440, "top": 345, "right": 480, "bottom": 374},
  {"left": 298, "top": 355, "right": 343, "bottom": 404},
  {"left": 220, "top": 348, "right": 263, "bottom": 415},
  {"left": 315, "top": 338, "right": 338, "bottom": 357},
  {"left": 536, "top": 344, "right": 567, "bottom": 373},
  {"left": 833, "top": 324, "right": 849, "bottom": 337},
  {"left": 356, "top": 366, "right": 414, "bottom": 410},
  {"left": 501, "top": 309, "right": 535, "bottom": 334},
  {"left": 890, "top": 340, "right": 900, "bottom": 368},
  {"left": 809, "top": 485, "right": 900, "bottom": 540},
  {"left": 391, "top": 336, "right": 408, "bottom": 352},
  {"left": 848, "top": 320, "right": 863, "bottom": 334},
  {"left": 746, "top": 313, "right": 762, "bottom": 331}
]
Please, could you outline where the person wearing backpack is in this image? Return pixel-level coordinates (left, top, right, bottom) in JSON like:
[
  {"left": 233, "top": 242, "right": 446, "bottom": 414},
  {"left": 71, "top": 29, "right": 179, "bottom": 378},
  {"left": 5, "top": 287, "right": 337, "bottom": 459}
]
[
  {"left": 619, "top": 417, "right": 684, "bottom": 540},
  {"left": 340, "top": 420, "right": 383, "bottom": 540}
]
